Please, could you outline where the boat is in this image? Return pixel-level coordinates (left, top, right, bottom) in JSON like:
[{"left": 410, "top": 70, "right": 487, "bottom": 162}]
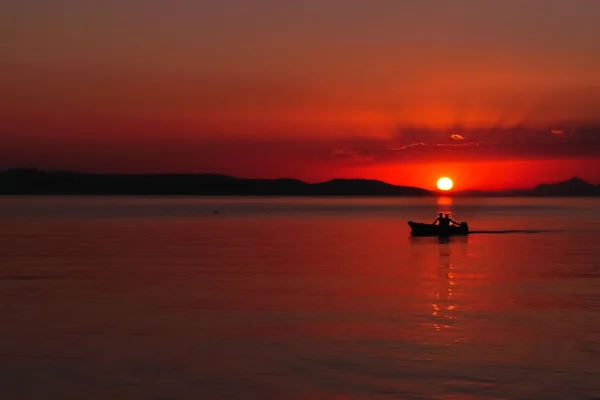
[{"left": 408, "top": 221, "right": 469, "bottom": 237}]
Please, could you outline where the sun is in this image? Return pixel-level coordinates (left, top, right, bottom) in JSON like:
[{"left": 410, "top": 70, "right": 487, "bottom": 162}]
[{"left": 437, "top": 177, "right": 453, "bottom": 191}]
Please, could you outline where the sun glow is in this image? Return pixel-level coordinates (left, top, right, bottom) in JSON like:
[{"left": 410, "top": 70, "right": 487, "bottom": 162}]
[{"left": 437, "top": 177, "right": 453, "bottom": 191}]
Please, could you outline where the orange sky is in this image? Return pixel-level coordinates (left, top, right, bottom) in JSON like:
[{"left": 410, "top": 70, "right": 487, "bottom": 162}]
[{"left": 2, "top": 0, "right": 600, "bottom": 190}]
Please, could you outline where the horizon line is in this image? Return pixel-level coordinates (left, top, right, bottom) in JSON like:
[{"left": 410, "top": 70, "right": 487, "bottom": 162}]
[{"left": 1, "top": 167, "right": 598, "bottom": 194}]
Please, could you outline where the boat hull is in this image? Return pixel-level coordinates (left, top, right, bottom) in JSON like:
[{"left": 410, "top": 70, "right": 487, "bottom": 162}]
[{"left": 408, "top": 221, "right": 469, "bottom": 237}]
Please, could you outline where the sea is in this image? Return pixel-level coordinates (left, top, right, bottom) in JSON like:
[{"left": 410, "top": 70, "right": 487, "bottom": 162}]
[{"left": 1, "top": 196, "right": 599, "bottom": 400}]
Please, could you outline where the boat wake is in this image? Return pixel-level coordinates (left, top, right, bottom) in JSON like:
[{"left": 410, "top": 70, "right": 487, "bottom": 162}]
[{"left": 469, "top": 229, "right": 565, "bottom": 235}]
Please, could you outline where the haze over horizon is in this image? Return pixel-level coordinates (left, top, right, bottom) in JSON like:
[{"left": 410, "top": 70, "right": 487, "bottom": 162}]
[{"left": 3, "top": 0, "right": 600, "bottom": 190}]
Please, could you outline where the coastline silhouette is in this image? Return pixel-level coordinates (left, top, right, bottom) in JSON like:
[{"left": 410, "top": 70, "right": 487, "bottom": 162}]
[{"left": 0, "top": 169, "right": 598, "bottom": 196}]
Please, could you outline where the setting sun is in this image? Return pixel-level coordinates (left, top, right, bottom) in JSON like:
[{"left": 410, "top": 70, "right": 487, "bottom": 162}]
[{"left": 437, "top": 177, "right": 453, "bottom": 191}]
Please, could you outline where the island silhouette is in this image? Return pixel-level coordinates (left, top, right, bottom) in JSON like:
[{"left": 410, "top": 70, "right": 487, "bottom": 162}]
[{"left": 0, "top": 169, "right": 598, "bottom": 196}]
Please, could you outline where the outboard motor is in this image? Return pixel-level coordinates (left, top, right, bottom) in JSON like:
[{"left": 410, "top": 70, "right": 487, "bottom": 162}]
[{"left": 460, "top": 222, "right": 469, "bottom": 230}]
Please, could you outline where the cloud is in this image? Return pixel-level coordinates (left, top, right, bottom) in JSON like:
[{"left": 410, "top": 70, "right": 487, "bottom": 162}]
[{"left": 322, "top": 124, "right": 600, "bottom": 165}]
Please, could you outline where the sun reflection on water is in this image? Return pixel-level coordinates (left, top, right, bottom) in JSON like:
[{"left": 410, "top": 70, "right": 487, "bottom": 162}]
[
  {"left": 436, "top": 196, "right": 453, "bottom": 207},
  {"left": 432, "top": 263, "right": 456, "bottom": 332}
]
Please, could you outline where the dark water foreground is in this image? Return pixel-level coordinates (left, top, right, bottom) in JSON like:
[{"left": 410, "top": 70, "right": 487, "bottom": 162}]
[{"left": 0, "top": 196, "right": 599, "bottom": 399}]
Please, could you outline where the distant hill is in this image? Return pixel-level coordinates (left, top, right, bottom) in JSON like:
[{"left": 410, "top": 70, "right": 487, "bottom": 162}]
[
  {"left": 0, "top": 169, "right": 598, "bottom": 196},
  {"left": 530, "top": 177, "right": 600, "bottom": 196},
  {"left": 455, "top": 177, "right": 600, "bottom": 197},
  {"left": 0, "top": 169, "right": 432, "bottom": 196}
]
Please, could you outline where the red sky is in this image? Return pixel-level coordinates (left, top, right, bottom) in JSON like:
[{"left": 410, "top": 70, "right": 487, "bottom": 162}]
[{"left": 2, "top": 0, "right": 600, "bottom": 190}]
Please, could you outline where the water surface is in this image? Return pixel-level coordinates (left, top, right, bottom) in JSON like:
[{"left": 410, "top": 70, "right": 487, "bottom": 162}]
[{"left": 1, "top": 196, "right": 599, "bottom": 399}]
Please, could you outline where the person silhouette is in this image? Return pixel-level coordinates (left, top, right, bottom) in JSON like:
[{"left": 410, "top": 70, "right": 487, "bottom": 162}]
[
  {"left": 432, "top": 213, "right": 443, "bottom": 225},
  {"left": 439, "top": 214, "right": 451, "bottom": 236},
  {"left": 445, "top": 214, "right": 460, "bottom": 226}
]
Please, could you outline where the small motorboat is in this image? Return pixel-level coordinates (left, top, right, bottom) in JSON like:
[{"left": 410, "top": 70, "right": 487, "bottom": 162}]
[{"left": 408, "top": 221, "right": 469, "bottom": 237}]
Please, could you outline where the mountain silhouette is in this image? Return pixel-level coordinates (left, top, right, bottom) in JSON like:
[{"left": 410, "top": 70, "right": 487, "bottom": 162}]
[
  {"left": 455, "top": 177, "right": 600, "bottom": 197},
  {"left": 0, "top": 169, "right": 431, "bottom": 196},
  {"left": 0, "top": 169, "right": 597, "bottom": 196},
  {"left": 531, "top": 177, "right": 600, "bottom": 196}
]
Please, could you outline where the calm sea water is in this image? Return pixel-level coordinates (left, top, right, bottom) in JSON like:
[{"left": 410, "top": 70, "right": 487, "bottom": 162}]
[{"left": 1, "top": 196, "right": 600, "bottom": 399}]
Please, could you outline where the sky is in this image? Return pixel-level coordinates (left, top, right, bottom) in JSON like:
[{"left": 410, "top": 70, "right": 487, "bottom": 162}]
[{"left": 3, "top": 0, "right": 600, "bottom": 190}]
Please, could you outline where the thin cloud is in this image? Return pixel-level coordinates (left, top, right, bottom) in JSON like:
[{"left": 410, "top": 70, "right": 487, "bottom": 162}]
[{"left": 323, "top": 124, "right": 600, "bottom": 164}]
